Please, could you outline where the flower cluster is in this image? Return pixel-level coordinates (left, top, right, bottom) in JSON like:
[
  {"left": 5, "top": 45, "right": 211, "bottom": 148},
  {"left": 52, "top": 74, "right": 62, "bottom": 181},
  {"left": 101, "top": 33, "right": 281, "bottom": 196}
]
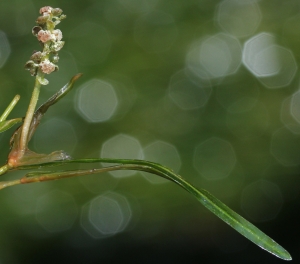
[{"left": 25, "top": 6, "right": 66, "bottom": 84}]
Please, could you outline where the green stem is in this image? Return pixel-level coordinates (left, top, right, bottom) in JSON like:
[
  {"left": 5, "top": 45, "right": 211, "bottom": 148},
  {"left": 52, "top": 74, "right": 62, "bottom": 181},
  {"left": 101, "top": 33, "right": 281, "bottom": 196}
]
[
  {"left": 19, "top": 72, "right": 44, "bottom": 154},
  {"left": 0, "top": 165, "right": 9, "bottom": 176},
  {"left": 0, "top": 178, "right": 21, "bottom": 190}
]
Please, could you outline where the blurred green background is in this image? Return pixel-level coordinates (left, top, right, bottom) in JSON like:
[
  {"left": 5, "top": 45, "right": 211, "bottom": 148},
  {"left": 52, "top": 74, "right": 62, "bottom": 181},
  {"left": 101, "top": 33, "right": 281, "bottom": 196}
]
[{"left": 0, "top": 0, "right": 300, "bottom": 263}]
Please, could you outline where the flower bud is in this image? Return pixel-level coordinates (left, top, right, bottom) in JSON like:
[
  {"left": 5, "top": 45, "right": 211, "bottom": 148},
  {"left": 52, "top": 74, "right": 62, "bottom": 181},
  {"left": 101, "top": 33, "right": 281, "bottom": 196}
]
[
  {"left": 32, "top": 26, "right": 42, "bottom": 36},
  {"left": 52, "top": 8, "right": 63, "bottom": 16},
  {"left": 30, "top": 51, "right": 42, "bottom": 63},
  {"left": 60, "top": 14, "right": 66, "bottom": 20},
  {"left": 39, "top": 59, "right": 56, "bottom": 74},
  {"left": 51, "top": 41, "right": 64, "bottom": 52},
  {"left": 36, "top": 15, "right": 48, "bottom": 26},
  {"left": 24, "top": 60, "right": 35, "bottom": 69},
  {"left": 39, "top": 6, "right": 53, "bottom": 15},
  {"left": 53, "top": 29, "right": 63, "bottom": 41},
  {"left": 37, "top": 30, "right": 55, "bottom": 43},
  {"left": 25, "top": 60, "right": 38, "bottom": 76},
  {"left": 52, "top": 54, "right": 59, "bottom": 63}
]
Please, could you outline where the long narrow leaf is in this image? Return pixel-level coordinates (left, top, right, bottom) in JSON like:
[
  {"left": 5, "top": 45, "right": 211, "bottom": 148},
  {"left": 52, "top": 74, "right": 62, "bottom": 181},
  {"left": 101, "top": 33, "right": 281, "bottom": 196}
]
[
  {"left": 13, "top": 158, "right": 291, "bottom": 260},
  {"left": 28, "top": 73, "right": 83, "bottom": 141},
  {"left": 0, "top": 95, "right": 20, "bottom": 122}
]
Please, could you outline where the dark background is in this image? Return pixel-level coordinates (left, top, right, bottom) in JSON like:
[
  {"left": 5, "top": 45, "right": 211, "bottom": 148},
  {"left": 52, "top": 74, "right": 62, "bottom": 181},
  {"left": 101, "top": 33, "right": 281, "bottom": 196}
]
[{"left": 0, "top": 0, "right": 299, "bottom": 263}]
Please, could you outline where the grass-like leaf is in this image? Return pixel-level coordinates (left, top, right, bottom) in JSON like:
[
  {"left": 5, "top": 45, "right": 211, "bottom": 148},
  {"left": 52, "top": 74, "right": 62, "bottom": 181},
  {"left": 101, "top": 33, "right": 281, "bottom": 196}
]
[
  {"left": 13, "top": 158, "right": 291, "bottom": 260},
  {"left": 27, "top": 73, "right": 83, "bottom": 141},
  {"left": 0, "top": 95, "right": 22, "bottom": 133}
]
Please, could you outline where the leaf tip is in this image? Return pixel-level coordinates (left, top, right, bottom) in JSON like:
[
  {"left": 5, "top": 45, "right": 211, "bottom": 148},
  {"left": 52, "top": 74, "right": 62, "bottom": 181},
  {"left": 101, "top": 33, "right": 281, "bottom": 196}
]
[
  {"left": 281, "top": 251, "right": 292, "bottom": 261},
  {"left": 72, "top": 73, "right": 83, "bottom": 82},
  {"left": 267, "top": 244, "right": 292, "bottom": 261}
]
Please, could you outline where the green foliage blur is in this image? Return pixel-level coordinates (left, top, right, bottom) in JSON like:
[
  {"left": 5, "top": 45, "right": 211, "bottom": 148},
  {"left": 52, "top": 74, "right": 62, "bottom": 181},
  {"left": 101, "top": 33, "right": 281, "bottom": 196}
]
[{"left": 0, "top": 0, "right": 299, "bottom": 263}]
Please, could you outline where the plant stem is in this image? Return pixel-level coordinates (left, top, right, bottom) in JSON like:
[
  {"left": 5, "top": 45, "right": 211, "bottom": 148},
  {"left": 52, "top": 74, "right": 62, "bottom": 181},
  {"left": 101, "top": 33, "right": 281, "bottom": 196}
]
[
  {"left": 0, "top": 165, "right": 9, "bottom": 176},
  {"left": 19, "top": 71, "right": 44, "bottom": 155},
  {"left": 0, "top": 178, "right": 21, "bottom": 190}
]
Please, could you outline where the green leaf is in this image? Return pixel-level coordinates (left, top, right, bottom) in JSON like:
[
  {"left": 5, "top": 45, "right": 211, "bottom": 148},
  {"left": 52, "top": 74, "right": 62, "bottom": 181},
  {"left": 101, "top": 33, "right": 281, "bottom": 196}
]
[
  {"left": 16, "top": 158, "right": 291, "bottom": 260},
  {"left": 36, "top": 73, "right": 83, "bottom": 115},
  {"left": 0, "top": 94, "right": 20, "bottom": 123},
  {"left": 27, "top": 73, "right": 83, "bottom": 141}
]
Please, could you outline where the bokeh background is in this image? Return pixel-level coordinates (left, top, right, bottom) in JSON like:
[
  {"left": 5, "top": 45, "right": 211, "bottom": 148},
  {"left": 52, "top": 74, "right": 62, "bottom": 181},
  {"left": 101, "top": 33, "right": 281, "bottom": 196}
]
[{"left": 0, "top": 0, "right": 299, "bottom": 263}]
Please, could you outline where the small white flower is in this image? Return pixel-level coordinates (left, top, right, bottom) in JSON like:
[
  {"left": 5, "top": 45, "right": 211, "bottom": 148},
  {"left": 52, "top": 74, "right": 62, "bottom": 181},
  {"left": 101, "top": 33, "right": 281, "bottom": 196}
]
[
  {"left": 39, "top": 59, "right": 56, "bottom": 74},
  {"left": 37, "top": 30, "right": 55, "bottom": 43},
  {"left": 53, "top": 29, "right": 63, "bottom": 41},
  {"left": 51, "top": 41, "right": 65, "bottom": 52}
]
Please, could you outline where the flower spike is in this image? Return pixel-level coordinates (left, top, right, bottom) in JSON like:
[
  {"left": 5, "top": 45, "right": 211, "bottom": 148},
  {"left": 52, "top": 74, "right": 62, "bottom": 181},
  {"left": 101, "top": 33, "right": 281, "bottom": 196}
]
[{"left": 25, "top": 6, "right": 65, "bottom": 84}]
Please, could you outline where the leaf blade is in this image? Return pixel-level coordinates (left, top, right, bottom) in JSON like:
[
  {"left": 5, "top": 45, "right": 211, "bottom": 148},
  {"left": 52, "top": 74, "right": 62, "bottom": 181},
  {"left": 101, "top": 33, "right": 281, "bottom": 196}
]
[{"left": 14, "top": 158, "right": 291, "bottom": 260}]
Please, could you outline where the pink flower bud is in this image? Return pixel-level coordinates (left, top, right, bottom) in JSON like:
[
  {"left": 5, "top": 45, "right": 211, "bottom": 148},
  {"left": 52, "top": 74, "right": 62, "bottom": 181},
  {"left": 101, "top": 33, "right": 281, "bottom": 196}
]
[
  {"left": 39, "top": 59, "right": 56, "bottom": 74},
  {"left": 39, "top": 6, "right": 53, "bottom": 15},
  {"left": 30, "top": 51, "right": 42, "bottom": 63},
  {"left": 37, "top": 30, "right": 55, "bottom": 43}
]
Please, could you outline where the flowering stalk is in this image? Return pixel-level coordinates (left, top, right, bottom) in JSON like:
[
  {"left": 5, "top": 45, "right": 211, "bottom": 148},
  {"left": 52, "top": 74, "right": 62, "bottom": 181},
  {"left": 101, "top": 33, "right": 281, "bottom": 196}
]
[
  {"left": 19, "top": 74, "right": 42, "bottom": 157},
  {"left": 9, "top": 6, "right": 66, "bottom": 166}
]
